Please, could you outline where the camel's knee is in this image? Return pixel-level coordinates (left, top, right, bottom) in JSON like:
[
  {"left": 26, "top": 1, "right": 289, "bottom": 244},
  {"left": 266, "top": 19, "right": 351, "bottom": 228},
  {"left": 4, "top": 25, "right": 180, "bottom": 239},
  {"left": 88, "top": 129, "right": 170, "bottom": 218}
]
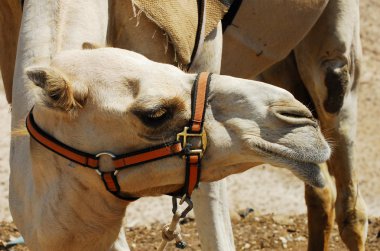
[
  {"left": 322, "top": 58, "right": 351, "bottom": 114},
  {"left": 322, "top": 42, "right": 360, "bottom": 115}
]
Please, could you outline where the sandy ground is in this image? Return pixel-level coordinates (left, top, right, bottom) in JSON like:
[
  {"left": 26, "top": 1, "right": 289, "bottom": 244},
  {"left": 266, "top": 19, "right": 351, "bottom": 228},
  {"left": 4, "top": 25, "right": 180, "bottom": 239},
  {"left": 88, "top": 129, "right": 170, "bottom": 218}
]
[
  {"left": 2, "top": 215, "right": 380, "bottom": 250},
  {"left": 0, "top": 0, "right": 379, "bottom": 233}
]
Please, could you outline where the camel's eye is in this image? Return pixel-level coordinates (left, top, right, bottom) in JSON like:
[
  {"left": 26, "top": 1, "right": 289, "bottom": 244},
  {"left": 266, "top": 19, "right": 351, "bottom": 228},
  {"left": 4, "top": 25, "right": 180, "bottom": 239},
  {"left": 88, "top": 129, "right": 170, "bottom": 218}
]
[{"left": 134, "top": 107, "right": 173, "bottom": 128}]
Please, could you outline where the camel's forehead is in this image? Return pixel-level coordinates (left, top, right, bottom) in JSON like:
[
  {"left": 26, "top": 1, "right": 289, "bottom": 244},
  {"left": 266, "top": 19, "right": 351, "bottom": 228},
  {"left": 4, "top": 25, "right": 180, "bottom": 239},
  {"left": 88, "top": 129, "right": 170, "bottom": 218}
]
[
  {"left": 52, "top": 48, "right": 192, "bottom": 108},
  {"left": 53, "top": 48, "right": 148, "bottom": 73},
  {"left": 52, "top": 48, "right": 183, "bottom": 80}
]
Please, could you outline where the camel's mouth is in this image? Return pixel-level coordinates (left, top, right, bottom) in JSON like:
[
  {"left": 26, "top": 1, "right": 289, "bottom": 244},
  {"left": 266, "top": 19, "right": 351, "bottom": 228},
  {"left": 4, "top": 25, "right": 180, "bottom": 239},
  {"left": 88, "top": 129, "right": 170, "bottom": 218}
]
[{"left": 249, "top": 138, "right": 328, "bottom": 188}]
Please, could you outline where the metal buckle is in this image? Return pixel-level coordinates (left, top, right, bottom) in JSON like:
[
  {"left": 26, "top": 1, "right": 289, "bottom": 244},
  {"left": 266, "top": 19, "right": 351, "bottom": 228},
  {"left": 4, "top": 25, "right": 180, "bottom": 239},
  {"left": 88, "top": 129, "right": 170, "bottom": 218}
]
[
  {"left": 172, "top": 195, "right": 193, "bottom": 218},
  {"left": 176, "top": 126, "right": 207, "bottom": 158}
]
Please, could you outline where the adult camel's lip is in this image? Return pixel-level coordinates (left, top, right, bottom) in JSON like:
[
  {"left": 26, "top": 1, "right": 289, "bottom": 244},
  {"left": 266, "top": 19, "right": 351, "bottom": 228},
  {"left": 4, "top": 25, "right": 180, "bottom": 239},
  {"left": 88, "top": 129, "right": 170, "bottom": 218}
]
[
  {"left": 249, "top": 130, "right": 330, "bottom": 164},
  {"left": 248, "top": 138, "right": 327, "bottom": 188}
]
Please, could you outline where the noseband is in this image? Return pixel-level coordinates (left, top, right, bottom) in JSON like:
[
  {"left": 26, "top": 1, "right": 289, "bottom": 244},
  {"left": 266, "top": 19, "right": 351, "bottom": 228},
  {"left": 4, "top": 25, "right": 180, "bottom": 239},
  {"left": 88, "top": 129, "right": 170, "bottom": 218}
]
[{"left": 26, "top": 72, "right": 211, "bottom": 203}]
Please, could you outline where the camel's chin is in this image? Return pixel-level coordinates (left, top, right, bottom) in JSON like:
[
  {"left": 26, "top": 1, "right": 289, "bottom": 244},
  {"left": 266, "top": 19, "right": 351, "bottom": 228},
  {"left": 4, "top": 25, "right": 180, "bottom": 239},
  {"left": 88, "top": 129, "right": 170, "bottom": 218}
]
[
  {"left": 282, "top": 160, "right": 326, "bottom": 188},
  {"left": 251, "top": 143, "right": 326, "bottom": 188},
  {"left": 266, "top": 153, "right": 326, "bottom": 188}
]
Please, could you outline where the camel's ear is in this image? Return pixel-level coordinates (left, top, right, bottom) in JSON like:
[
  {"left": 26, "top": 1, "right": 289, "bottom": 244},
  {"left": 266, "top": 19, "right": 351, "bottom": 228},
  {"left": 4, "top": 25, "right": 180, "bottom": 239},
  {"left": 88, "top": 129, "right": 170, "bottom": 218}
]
[
  {"left": 26, "top": 67, "right": 88, "bottom": 112},
  {"left": 82, "top": 42, "right": 102, "bottom": 50}
]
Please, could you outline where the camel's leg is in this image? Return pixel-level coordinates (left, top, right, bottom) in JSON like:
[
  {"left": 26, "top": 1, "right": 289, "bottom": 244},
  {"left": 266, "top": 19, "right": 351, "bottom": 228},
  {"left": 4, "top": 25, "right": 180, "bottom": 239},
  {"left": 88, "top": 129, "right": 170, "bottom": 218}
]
[
  {"left": 304, "top": 164, "right": 336, "bottom": 251},
  {"left": 294, "top": 0, "right": 367, "bottom": 250},
  {"left": 0, "top": 0, "right": 22, "bottom": 104},
  {"left": 190, "top": 23, "right": 235, "bottom": 251},
  {"left": 111, "top": 228, "right": 130, "bottom": 251},
  {"left": 259, "top": 52, "right": 336, "bottom": 250},
  {"left": 192, "top": 180, "right": 235, "bottom": 251}
]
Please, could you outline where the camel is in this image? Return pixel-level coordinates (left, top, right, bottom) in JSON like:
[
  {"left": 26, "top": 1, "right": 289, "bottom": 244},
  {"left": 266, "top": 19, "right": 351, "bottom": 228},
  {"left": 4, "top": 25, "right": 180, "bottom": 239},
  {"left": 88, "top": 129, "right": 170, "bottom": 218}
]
[
  {"left": 1, "top": 0, "right": 362, "bottom": 250},
  {"left": 0, "top": 0, "right": 21, "bottom": 103},
  {"left": 8, "top": 1, "right": 332, "bottom": 249},
  {"left": 222, "top": 0, "right": 366, "bottom": 250}
]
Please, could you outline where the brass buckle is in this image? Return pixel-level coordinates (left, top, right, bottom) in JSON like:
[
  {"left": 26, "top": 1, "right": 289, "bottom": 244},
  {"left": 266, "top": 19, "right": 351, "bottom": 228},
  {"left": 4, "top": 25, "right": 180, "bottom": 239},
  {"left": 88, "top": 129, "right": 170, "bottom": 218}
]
[{"left": 176, "top": 126, "right": 207, "bottom": 158}]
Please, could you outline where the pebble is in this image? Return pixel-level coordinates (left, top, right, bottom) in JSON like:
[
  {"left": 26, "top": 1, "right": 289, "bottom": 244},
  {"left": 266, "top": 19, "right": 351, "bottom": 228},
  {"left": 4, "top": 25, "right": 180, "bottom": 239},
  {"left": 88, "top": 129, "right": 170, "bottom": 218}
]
[
  {"left": 279, "top": 236, "right": 287, "bottom": 243},
  {"left": 272, "top": 215, "right": 294, "bottom": 225},
  {"left": 294, "top": 236, "right": 307, "bottom": 242},
  {"left": 237, "top": 208, "right": 255, "bottom": 219},
  {"left": 243, "top": 243, "right": 251, "bottom": 249},
  {"left": 279, "top": 236, "right": 288, "bottom": 248}
]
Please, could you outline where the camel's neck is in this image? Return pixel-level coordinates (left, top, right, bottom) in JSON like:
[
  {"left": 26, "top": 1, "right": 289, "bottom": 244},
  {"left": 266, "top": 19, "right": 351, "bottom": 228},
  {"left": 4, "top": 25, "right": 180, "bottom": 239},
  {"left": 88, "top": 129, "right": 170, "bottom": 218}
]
[
  {"left": 10, "top": 2, "right": 114, "bottom": 249},
  {"left": 12, "top": 0, "right": 108, "bottom": 125},
  {"left": 26, "top": 140, "right": 129, "bottom": 250}
]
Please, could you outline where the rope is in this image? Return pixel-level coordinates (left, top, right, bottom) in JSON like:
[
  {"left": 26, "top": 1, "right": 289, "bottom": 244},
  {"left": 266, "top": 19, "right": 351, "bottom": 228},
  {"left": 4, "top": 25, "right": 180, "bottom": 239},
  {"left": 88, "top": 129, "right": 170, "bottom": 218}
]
[{"left": 157, "top": 212, "right": 187, "bottom": 250}]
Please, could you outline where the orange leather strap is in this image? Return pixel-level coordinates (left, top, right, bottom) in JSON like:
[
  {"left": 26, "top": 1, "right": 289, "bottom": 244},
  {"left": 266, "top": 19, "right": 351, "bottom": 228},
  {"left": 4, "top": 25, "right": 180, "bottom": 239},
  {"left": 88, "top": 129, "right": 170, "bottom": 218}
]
[
  {"left": 184, "top": 155, "right": 201, "bottom": 197},
  {"left": 182, "top": 72, "right": 211, "bottom": 196},
  {"left": 26, "top": 113, "right": 99, "bottom": 168},
  {"left": 112, "top": 143, "right": 183, "bottom": 169},
  {"left": 26, "top": 112, "right": 183, "bottom": 171},
  {"left": 190, "top": 72, "right": 211, "bottom": 133}
]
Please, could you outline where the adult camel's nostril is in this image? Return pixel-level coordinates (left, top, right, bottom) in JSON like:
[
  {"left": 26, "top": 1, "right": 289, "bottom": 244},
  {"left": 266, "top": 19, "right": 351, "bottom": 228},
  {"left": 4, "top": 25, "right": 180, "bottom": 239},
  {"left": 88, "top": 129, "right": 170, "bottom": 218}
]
[{"left": 271, "top": 104, "right": 318, "bottom": 127}]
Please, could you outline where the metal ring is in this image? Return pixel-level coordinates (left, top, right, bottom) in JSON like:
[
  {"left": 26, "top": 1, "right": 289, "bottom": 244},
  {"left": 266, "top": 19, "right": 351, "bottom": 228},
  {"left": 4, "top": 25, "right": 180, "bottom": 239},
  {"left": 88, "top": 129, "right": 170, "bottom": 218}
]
[{"left": 95, "top": 152, "right": 116, "bottom": 158}]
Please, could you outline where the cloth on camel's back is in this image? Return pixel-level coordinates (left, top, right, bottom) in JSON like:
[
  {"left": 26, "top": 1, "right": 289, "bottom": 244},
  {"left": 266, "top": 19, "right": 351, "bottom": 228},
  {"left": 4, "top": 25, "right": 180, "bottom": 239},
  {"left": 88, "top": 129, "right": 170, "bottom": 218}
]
[{"left": 133, "top": 0, "right": 232, "bottom": 65}]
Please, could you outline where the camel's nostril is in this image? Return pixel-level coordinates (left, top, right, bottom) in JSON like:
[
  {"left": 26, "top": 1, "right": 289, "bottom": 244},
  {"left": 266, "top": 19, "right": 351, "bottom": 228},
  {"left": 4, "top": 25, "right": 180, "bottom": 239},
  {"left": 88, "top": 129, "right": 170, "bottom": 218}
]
[
  {"left": 271, "top": 106, "right": 318, "bottom": 127},
  {"left": 278, "top": 111, "right": 312, "bottom": 119}
]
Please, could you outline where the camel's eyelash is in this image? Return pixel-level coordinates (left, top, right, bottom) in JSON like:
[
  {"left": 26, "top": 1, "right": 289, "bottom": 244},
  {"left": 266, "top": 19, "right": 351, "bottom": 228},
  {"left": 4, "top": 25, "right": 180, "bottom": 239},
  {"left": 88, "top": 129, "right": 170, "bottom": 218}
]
[{"left": 133, "top": 106, "right": 173, "bottom": 128}]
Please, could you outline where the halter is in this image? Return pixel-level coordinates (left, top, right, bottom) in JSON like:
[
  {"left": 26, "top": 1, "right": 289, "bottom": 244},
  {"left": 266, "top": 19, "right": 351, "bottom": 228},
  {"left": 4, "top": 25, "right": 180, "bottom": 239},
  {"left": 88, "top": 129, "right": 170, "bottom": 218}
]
[{"left": 26, "top": 72, "right": 211, "bottom": 202}]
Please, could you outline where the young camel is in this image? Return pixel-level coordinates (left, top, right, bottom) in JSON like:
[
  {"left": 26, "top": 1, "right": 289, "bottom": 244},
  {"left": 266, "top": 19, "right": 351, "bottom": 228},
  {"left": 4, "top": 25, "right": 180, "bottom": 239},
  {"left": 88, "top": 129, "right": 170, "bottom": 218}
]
[
  {"left": 8, "top": 1, "right": 331, "bottom": 250},
  {"left": 222, "top": 0, "right": 365, "bottom": 250},
  {"left": 17, "top": 45, "right": 332, "bottom": 250}
]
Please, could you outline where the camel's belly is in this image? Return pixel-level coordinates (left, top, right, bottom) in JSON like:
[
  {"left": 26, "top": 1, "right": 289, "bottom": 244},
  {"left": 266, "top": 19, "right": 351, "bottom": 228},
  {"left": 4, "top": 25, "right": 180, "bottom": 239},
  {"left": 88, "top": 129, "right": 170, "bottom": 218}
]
[{"left": 221, "top": 0, "right": 328, "bottom": 79}]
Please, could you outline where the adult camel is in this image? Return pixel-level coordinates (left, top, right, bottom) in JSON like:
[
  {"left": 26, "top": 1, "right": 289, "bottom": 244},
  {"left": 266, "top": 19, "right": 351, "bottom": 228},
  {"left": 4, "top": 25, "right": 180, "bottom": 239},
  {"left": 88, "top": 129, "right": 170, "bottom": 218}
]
[
  {"left": 222, "top": 0, "right": 365, "bottom": 250},
  {"left": 7, "top": 0, "right": 331, "bottom": 250},
  {"left": 0, "top": 0, "right": 21, "bottom": 103}
]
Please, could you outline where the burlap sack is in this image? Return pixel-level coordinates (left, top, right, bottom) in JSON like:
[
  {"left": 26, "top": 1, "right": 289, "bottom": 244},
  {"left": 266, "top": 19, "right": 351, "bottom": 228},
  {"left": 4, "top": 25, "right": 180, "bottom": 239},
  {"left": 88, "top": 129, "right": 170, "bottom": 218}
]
[{"left": 132, "top": 0, "right": 231, "bottom": 64}]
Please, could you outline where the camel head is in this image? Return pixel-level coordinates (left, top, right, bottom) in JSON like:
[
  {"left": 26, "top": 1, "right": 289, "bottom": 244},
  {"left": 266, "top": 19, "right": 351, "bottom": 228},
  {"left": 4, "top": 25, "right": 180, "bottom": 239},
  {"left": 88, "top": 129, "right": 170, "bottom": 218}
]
[{"left": 26, "top": 47, "right": 330, "bottom": 199}]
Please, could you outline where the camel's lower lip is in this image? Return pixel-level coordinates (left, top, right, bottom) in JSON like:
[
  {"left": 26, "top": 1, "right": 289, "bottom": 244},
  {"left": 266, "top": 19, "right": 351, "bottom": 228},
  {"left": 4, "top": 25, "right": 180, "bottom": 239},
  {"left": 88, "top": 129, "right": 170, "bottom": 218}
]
[
  {"left": 249, "top": 134, "right": 330, "bottom": 164},
  {"left": 252, "top": 141, "right": 315, "bottom": 164},
  {"left": 251, "top": 141, "right": 326, "bottom": 188}
]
